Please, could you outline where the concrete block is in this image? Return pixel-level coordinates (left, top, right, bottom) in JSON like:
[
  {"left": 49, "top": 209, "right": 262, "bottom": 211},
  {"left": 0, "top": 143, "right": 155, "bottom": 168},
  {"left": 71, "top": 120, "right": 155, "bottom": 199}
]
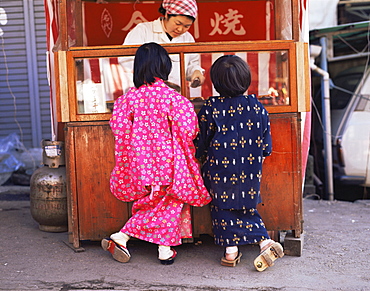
[{"left": 284, "top": 232, "right": 304, "bottom": 257}]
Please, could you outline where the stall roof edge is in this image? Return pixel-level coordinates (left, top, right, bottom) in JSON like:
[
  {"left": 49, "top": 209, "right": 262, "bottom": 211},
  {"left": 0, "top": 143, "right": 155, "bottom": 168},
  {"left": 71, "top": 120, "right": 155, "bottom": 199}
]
[
  {"left": 309, "top": 20, "right": 370, "bottom": 41},
  {"left": 309, "top": 21, "right": 370, "bottom": 58}
]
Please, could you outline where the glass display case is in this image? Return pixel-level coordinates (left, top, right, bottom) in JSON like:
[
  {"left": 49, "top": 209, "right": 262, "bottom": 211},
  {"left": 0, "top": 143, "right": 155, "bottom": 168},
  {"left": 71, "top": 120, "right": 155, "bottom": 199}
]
[{"left": 58, "top": 41, "right": 308, "bottom": 122}]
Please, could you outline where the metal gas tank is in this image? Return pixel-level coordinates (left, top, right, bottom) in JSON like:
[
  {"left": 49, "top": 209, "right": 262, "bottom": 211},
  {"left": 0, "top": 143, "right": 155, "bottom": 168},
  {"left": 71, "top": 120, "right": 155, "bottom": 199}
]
[{"left": 30, "top": 141, "right": 67, "bottom": 232}]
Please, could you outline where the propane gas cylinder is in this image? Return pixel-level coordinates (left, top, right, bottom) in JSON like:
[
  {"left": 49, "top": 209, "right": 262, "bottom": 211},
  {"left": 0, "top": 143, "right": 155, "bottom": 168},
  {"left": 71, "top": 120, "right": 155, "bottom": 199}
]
[{"left": 30, "top": 140, "right": 67, "bottom": 232}]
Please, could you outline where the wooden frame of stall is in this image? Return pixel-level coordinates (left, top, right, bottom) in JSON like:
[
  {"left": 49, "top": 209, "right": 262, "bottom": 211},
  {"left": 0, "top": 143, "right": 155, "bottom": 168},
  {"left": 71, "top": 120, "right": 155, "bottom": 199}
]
[{"left": 52, "top": 0, "right": 310, "bottom": 253}]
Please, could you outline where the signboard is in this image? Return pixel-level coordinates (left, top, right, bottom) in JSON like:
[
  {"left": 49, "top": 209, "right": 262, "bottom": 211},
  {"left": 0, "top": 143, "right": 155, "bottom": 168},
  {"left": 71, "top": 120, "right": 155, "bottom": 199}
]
[{"left": 83, "top": 1, "right": 275, "bottom": 46}]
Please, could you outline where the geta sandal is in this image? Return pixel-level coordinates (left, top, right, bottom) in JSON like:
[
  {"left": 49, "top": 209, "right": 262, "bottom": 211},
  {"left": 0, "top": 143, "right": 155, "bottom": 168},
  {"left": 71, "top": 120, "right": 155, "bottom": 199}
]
[
  {"left": 159, "top": 248, "right": 177, "bottom": 265},
  {"left": 254, "top": 241, "right": 284, "bottom": 272},
  {"left": 101, "top": 238, "right": 131, "bottom": 263},
  {"left": 221, "top": 251, "right": 242, "bottom": 267}
]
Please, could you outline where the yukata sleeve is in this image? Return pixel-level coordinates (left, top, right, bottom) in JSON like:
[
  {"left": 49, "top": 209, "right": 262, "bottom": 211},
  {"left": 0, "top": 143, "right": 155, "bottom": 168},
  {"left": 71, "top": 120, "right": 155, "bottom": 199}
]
[
  {"left": 109, "top": 94, "right": 145, "bottom": 202},
  {"left": 168, "top": 94, "right": 211, "bottom": 207},
  {"left": 169, "top": 94, "right": 199, "bottom": 141},
  {"left": 109, "top": 95, "right": 132, "bottom": 137},
  {"left": 261, "top": 106, "right": 272, "bottom": 157},
  {"left": 194, "top": 100, "right": 215, "bottom": 164}
]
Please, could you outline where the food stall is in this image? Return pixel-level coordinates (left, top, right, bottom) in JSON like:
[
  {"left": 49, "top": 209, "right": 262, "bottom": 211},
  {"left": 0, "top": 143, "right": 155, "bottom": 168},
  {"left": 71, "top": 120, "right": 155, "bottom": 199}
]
[{"left": 45, "top": 0, "right": 310, "bottom": 254}]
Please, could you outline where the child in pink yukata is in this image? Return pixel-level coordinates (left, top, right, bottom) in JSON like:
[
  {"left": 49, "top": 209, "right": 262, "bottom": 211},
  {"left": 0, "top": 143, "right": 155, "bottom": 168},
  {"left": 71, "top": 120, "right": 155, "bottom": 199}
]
[{"left": 102, "top": 42, "right": 211, "bottom": 265}]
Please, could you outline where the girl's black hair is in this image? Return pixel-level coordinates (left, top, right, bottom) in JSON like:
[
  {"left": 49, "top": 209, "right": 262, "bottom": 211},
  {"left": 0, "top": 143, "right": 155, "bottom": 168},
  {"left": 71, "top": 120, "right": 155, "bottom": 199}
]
[
  {"left": 133, "top": 42, "right": 172, "bottom": 88},
  {"left": 210, "top": 55, "right": 251, "bottom": 97},
  {"left": 158, "top": 5, "right": 195, "bottom": 22}
]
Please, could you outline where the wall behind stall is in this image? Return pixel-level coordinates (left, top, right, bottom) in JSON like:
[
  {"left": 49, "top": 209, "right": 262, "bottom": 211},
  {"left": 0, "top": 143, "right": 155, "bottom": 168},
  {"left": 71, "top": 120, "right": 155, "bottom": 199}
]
[
  {"left": 0, "top": 0, "right": 51, "bottom": 148},
  {"left": 309, "top": 0, "right": 339, "bottom": 30}
]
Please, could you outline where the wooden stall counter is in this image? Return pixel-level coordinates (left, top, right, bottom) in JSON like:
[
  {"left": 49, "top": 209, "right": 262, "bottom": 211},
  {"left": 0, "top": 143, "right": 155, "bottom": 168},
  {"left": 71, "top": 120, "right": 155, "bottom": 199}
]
[{"left": 65, "top": 112, "right": 302, "bottom": 253}]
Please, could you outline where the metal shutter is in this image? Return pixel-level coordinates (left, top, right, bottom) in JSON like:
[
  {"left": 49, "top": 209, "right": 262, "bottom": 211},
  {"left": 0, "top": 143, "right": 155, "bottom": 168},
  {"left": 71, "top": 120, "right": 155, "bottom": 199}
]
[{"left": 0, "top": 0, "right": 51, "bottom": 148}]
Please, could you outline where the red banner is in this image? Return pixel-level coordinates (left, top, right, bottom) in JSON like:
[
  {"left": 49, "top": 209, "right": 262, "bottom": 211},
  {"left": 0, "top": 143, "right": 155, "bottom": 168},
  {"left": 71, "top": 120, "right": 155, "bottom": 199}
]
[{"left": 83, "top": 1, "right": 275, "bottom": 46}]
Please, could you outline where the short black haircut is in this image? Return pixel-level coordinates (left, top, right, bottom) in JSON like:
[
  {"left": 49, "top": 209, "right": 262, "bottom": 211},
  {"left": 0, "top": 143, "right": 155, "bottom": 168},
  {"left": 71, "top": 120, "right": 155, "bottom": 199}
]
[
  {"left": 158, "top": 5, "right": 195, "bottom": 22},
  {"left": 133, "top": 42, "right": 172, "bottom": 88},
  {"left": 210, "top": 55, "right": 251, "bottom": 97}
]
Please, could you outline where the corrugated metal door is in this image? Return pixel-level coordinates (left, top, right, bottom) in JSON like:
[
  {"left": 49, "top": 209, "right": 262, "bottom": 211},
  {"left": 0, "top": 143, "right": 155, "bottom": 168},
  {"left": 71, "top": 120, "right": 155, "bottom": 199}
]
[{"left": 0, "top": 0, "right": 51, "bottom": 148}]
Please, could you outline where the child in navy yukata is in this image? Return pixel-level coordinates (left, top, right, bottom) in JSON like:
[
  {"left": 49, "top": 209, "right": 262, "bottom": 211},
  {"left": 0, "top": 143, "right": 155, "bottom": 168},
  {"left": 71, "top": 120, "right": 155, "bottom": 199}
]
[{"left": 195, "top": 55, "right": 284, "bottom": 271}]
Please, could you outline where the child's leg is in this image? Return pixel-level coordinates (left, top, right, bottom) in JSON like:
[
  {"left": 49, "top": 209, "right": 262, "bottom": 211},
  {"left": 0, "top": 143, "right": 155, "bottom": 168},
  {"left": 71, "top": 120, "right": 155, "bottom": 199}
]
[
  {"left": 259, "top": 239, "right": 274, "bottom": 252},
  {"left": 158, "top": 245, "right": 177, "bottom": 265},
  {"left": 110, "top": 231, "right": 130, "bottom": 247},
  {"left": 225, "top": 246, "right": 239, "bottom": 260},
  {"left": 158, "top": 245, "right": 173, "bottom": 259},
  {"left": 221, "top": 245, "right": 242, "bottom": 267}
]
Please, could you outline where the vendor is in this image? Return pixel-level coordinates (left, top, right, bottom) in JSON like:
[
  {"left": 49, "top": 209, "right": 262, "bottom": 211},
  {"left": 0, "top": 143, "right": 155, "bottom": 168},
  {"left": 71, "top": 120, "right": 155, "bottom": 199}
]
[{"left": 119, "top": 0, "right": 204, "bottom": 90}]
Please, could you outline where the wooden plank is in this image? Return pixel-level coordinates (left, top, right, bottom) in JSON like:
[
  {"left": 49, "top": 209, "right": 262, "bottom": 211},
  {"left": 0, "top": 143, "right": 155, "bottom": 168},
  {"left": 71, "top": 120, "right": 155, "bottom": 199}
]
[
  {"left": 257, "top": 113, "right": 302, "bottom": 234},
  {"left": 192, "top": 205, "right": 213, "bottom": 237},
  {"left": 288, "top": 43, "right": 299, "bottom": 113},
  {"left": 65, "top": 123, "right": 81, "bottom": 248},
  {"left": 294, "top": 112, "right": 303, "bottom": 236},
  {"left": 54, "top": 51, "right": 61, "bottom": 122},
  {"left": 296, "top": 42, "right": 311, "bottom": 112},
  {"left": 69, "top": 41, "right": 296, "bottom": 55},
  {"left": 59, "top": 0, "right": 68, "bottom": 50},
  {"left": 66, "top": 51, "right": 78, "bottom": 122},
  {"left": 68, "top": 121, "right": 130, "bottom": 241},
  {"left": 292, "top": 0, "right": 300, "bottom": 41},
  {"left": 55, "top": 51, "right": 70, "bottom": 122},
  {"left": 75, "top": 0, "right": 83, "bottom": 47}
]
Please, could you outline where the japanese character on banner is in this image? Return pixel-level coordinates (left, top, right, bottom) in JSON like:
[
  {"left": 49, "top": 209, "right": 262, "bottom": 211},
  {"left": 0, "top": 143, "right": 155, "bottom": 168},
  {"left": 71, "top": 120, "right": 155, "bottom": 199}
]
[
  {"left": 101, "top": 8, "right": 113, "bottom": 38},
  {"left": 209, "top": 9, "right": 246, "bottom": 36},
  {"left": 122, "top": 11, "right": 149, "bottom": 32}
]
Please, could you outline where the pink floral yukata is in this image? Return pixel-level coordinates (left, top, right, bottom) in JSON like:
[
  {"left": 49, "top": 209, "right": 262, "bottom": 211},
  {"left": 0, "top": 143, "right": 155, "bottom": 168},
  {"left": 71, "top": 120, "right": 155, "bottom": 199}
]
[{"left": 110, "top": 79, "right": 211, "bottom": 246}]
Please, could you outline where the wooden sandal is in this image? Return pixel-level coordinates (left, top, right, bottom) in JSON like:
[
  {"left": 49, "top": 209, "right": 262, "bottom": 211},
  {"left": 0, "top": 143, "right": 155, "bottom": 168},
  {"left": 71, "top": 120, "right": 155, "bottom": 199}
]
[
  {"left": 254, "top": 241, "right": 284, "bottom": 272},
  {"left": 101, "top": 238, "right": 131, "bottom": 263},
  {"left": 221, "top": 251, "right": 242, "bottom": 267},
  {"left": 159, "top": 248, "right": 177, "bottom": 265}
]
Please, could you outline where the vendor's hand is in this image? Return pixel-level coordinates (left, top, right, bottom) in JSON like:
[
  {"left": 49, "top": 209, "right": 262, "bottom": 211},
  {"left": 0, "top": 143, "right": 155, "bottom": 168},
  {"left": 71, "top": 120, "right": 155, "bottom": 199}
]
[{"left": 190, "top": 70, "right": 205, "bottom": 88}]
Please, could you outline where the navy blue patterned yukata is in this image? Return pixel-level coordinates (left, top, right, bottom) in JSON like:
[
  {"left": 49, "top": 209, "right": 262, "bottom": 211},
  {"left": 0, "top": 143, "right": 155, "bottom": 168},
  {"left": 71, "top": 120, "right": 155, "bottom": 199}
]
[{"left": 195, "top": 94, "right": 272, "bottom": 246}]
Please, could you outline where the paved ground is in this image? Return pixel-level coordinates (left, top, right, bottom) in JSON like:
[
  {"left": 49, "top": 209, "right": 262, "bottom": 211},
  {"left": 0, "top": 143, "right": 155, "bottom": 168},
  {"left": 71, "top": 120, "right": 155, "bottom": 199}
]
[{"left": 1, "top": 186, "right": 370, "bottom": 291}]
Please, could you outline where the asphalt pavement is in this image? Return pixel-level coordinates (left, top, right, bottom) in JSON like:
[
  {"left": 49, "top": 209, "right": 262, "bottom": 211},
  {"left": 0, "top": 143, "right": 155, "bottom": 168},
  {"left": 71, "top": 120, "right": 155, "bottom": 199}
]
[{"left": 1, "top": 186, "right": 370, "bottom": 291}]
